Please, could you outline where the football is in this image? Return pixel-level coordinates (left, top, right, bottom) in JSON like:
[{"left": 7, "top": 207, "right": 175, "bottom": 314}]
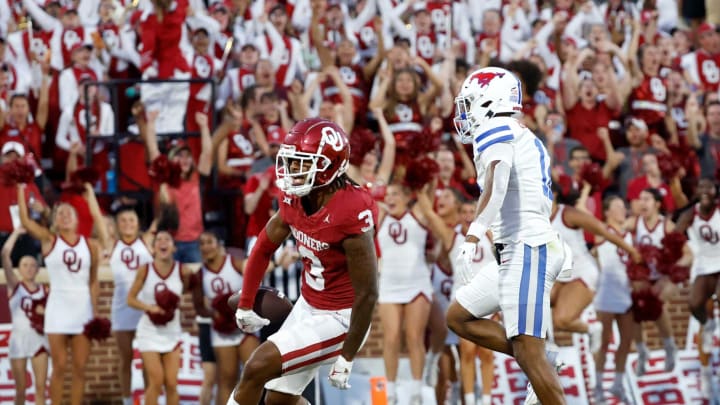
[{"left": 227, "top": 286, "right": 294, "bottom": 327}]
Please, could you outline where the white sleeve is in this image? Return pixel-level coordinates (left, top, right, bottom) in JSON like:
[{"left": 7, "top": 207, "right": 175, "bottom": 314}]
[
  {"left": 290, "top": 0, "right": 311, "bottom": 32},
  {"left": 215, "top": 73, "right": 232, "bottom": 110},
  {"left": 347, "top": 0, "right": 376, "bottom": 33},
  {"left": 99, "top": 103, "right": 114, "bottom": 136},
  {"left": 0, "top": 0, "right": 11, "bottom": 38},
  {"left": 49, "top": 27, "right": 64, "bottom": 71},
  {"left": 469, "top": 158, "right": 511, "bottom": 238},
  {"left": 22, "top": 0, "right": 62, "bottom": 31},
  {"left": 78, "top": 0, "right": 99, "bottom": 25},
  {"left": 477, "top": 139, "right": 514, "bottom": 171},
  {"left": 59, "top": 69, "right": 78, "bottom": 112},
  {"left": 55, "top": 108, "right": 77, "bottom": 151}
]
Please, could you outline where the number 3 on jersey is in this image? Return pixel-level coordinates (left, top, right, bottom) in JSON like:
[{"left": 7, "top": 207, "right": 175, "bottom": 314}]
[
  {"left": 299, "top": 245, "right": 325, "bottom": 291},
  {"left": 534, "top": 138, "right": 553, "bottom": 200}
]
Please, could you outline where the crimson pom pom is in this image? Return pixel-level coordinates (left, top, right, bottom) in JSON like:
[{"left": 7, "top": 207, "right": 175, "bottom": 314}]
[
  {"left": 555, "top": 174, "right": 575, "bottom": 198},
  {"left": 349, "top": 128, "right": 377, "bottom": 166},
  {"left": 578, "top": 162, "right": 608, "bottom": 193},
  {"left": 0, "top": 159, "right": 35, "bottom": 186},
  {"left": 657, "top": 153, "right": 682, "bottom": 180},
  {"left": 668, "top": 144, "right": 698, "bottom": 177},
  {"left": 404, "top": 156, "right": 440, "bottom": 190},
  {"left": 627, "top": 261, "right": 651, "bottom": 282},
  {"left": 638, "top": 244, "right": 662, "bottom": 268},
  {"left": 408, "top": 127, "right": 441, "bottom": 159},
  {"left": 83, "top": 317, "right": 112, "bottom": 342},
  {"left": 29, "top": 296, "right": 47, "bottom": 335},
  {"left": 62, "top": 167, "right": 101, "bottom": 194},
  {"left": 148, "top": 287, "right": 180, "bottom": 326},
  {"left": 631, "top": 289, "right": 663, "bottom": 322},
  {"left": 149, "top": 155, "right": 182, "bottom": 188},
  {"left": 660, "top": 231, "right": 687, "bottom": 263},
  {"left": 211, "top": 292, "right": 237, "bottom": 334},
  {"left": 665, "top": 264, "right": 690, "bottom": 283}
]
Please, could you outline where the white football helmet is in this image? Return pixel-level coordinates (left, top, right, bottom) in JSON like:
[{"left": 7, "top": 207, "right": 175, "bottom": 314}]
[{"left": 454, "top": 67, "right": 523, "bottom": 144}]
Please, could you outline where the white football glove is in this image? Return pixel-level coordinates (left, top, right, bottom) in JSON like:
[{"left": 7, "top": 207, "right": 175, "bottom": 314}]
[
  {"left": 457, "top": 242, "right": 477, "bottom": 285},
  {"left": 234, "top": 308, "right": 269, "bottom": 333},
  {"left": 328, "top": 355, "right": 353, "bottom": 389}
]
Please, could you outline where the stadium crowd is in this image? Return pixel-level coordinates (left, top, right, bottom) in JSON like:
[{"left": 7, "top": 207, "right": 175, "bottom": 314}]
[{"left": 0, "top": 0, "right": 719, "bottom": 403}]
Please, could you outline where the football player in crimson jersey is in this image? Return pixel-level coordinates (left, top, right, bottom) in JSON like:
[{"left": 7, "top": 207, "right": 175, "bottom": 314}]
[{"left": 229, "top": 118, "right": 379, "bottom": 405}]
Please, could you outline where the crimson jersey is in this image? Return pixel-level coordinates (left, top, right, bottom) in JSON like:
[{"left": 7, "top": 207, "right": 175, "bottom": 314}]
[
  {"left": 426, "top": 0, "right": 451, "bottom": 34},
  {"left": 415, "top": 30, "right": 439, "bottom": 65},
  {"left": 279, "top": 181, "right": 378, "bottom": 310},
  {"left": 0, "top": 122, "right": 43, "bottom": 159},
  {"left": 139, "top": 0, "right": 190, "bottom": 78},
  {"left": 21, "top": 30, "right": 52, "bottom": 64},
  {"left": 60, "top": 27, "right": 85, "bottom": 68},
  {"left": 681, "top": 50, "right": 720, "bottom": 92},
  {"left": 355, "top": 19, "right": 378, "bottom": 59},
  {"left": 630, "top": 74, "right": 667, "bottom": 127},
  {"left": 225, "top": 130, "right": 256, "bottom": 172},
  {"left": 386, "top": 102, "right": 423, "bottom": 149},
  {"left": 320, "top": 64, "right": 368, "bottom": 114}
]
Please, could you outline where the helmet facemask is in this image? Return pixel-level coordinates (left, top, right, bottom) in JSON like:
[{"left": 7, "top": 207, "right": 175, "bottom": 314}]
[
  {"left": 275, "top": 145, "right": 333, "bottom": 196},
  {"left": 454, "top": 94, "right": 494, "bottom": 144}
]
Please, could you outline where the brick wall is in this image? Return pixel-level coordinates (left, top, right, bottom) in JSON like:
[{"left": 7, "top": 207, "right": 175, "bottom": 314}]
[
  {"left": 11, "top": 272, "right": 692, "bottom": 402},
  {"left": 57, "top": 280, "right": 199, "bottom": 404},
  {"left": 357, "top": 283, "right": 693, "bottom": 356}
]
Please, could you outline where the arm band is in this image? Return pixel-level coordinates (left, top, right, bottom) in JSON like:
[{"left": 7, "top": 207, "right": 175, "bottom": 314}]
[{"left": 238, "top": 228, "right": 281, "bottom": 309}]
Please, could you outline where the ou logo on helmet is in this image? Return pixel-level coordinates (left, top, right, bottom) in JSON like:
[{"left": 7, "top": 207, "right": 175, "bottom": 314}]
[{"left": 321, "top": 126, "right": 345, "bottom": 152}]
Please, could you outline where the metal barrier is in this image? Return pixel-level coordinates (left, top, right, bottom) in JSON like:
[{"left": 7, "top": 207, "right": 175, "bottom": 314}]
[{"left": 80, "top": 77, "right": 217, "bottom": 194}]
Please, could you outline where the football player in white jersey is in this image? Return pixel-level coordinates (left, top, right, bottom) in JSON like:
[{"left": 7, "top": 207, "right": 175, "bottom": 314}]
[{"left": 453, "top": 66, "right": 566, "bottom": 404}]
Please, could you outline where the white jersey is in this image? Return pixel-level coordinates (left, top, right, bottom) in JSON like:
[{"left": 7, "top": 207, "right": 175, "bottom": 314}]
[
  {"left": 594, "top": 228, "right": 633, "bottom": 313},
  {"left": 44, "top": 235, "right": 92, "bottom": 292},
  {"left": 110, "top": 237, "right": 153, "bottom": 331},
  {"left": 378, "top": 211, "right": 433, "bottom": 303},
  {"left": 634, "top": 216, "right": 666, "bottom": 280},
  {"left": 8, "top": 282, "right": 49, "bottom": 358},
  {"left": 202, "top": 254, "right": 244, "bottom": 300},
  {"left": 135, "top": 262, "right": 184, "bottom": 353},
  {"left": 472, "top": 116, "right": 555, "bottom": 246},
  {"left": 43, "top": 235, "right": 93, "bottom": 334},
  {"left": 687, "top": 205, "right": 720, "bottom": 277},
  {"left": 551, "top": 204, "right": 597, "bottom": 272}
]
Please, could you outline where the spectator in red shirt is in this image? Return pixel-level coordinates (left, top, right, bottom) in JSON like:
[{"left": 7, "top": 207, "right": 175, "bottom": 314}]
[
  {"left": 0, "top": 142, "right": 47, "bottom": 264},
  {"left": 242, "top": 166, "right": 278, "bottom": 253},
  {"left": 562, "top": 48, "right": 622, "bottom": 162},
  {"left": 143, "top": 109, "right": 213, "bottom": 263},
  {"left": 626, "top": 152, "right": 675, "bottom": 214},
  {"left": 0, "top": 68, "right": 50, "bottom": 161}
]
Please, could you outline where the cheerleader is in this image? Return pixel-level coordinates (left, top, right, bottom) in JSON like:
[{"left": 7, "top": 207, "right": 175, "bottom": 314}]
[
  {"left": 675, "top": 177, "right": 720, "bottom": 397},
  {"left": 193, "top": 231, "right": 260, "bottom": 404},
  {"left": 550, "top": 182, "right": 639, "bottom": 353},
  {"left": 127, "top": 231, "right": 193, "bottom": 405},
  {"left": 2, "top": 228, "right": 48, "bottom": 405},
  {"left": 108, "top": 207, "right": 154, "bottom": 405},
  {"left": 628, "top": 188, "right": 679, "bottom": 375},
  {"left": 17, "top": 184, "right": 100, "bottom": 405},
  {"left": 377, "top": 183, "right": 433, "bottom": 404},
  {"left": 415, "top": 187, "right": 498, "bottom": 405},
  {"left": 593, "top": 196, "right": 637, "bottom": 403}
]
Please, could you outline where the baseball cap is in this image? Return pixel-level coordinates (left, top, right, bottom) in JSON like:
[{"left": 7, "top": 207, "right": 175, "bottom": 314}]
[
  {"left": 628, "top": 117, "right": 648, "bottom": 132},
  {"left": 209, "top": 1, "right": 229, "bottom": 13},
  {"left": 562, "top": 34, "right": 587, "bottom": 49},
  {"left": 70, "top": 41, "right": 93, "bottom": 53},
  {"left": 60, "top": 5, "right": 78, "bottom": 15},
  {"left": 168, "top": 140, "right": 191, "bottom": 159},
  {"left": 2, "top": 141, "right": 25, "bottom": 157},
  {"left": 266, "top": 127, "right": 286, "bottom": 146},
  {"left": 698, "top": 22, "right": 716, "bottom": 35}
]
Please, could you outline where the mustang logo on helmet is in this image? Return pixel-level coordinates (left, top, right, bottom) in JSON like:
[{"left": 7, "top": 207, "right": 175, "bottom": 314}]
[{"left": 470, "top": 71, "right": 505, "bottom": 87}]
